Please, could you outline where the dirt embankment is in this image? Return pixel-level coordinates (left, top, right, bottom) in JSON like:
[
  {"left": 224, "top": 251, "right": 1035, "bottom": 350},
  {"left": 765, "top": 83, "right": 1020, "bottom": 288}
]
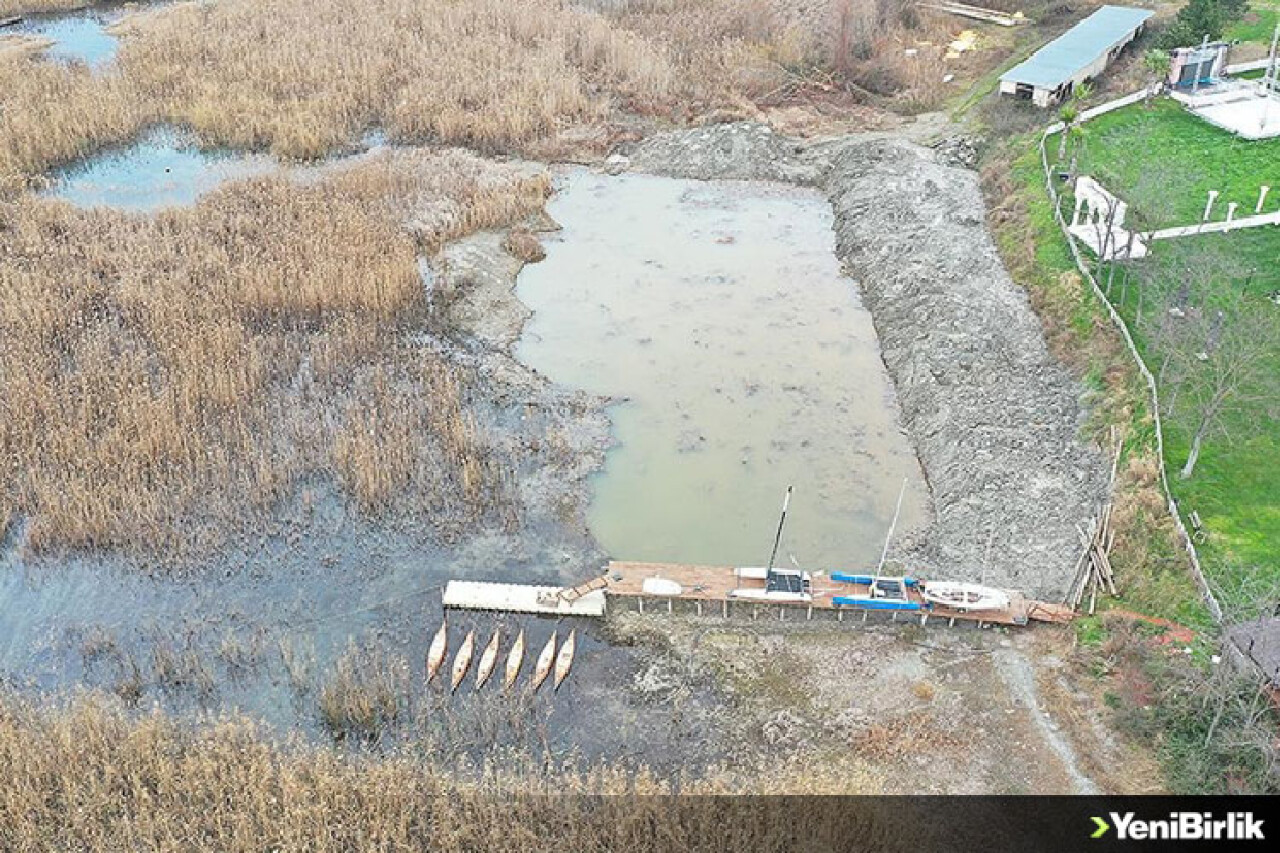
[{"left": 628, "top": 123, "right": 1107, "bottom": 599}]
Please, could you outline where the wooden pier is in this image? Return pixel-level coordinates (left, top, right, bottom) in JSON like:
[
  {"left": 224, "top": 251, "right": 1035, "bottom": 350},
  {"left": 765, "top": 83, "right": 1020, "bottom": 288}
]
[
  {"left": 442, "top": 562, "right": 1074, "bottom": 627},
  {"left": 601, "top": 561, "right": 1073, "bottom": 627},
  {"left": 442, "top": 580, "right": 607, "bottom": 617}
]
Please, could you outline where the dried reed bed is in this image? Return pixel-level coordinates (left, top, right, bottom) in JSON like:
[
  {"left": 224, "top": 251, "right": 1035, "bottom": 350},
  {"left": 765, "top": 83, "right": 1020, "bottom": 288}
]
[
  {"left": 0, "top": 691, "right": 905, "bottom": 850},
  {"left": 0, "top": 0, "right": 92, "bottom": 16},
  {"left": 0, "top": 52, "right": 147, "bottom": 186},
  {"left": 0, "top": 150, "right": 549, "bottom": 554},
  {"left": 118, "top": 0, "right": 681, "bottom": 158}
]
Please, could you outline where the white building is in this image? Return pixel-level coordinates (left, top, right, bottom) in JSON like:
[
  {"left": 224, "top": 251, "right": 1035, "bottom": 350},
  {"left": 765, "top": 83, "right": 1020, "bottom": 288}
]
[{"left": 999, "top": 6, "right": 1154, "bottom": 107}]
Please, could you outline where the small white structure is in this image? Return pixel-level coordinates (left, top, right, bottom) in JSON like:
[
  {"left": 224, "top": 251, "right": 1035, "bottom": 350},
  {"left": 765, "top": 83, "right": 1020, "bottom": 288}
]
[
  {"left": 442, "top": 580, "right": 607, "bottom": 616},
  {"left": 1173, "top": 25, "right": 1280, "bottom": 139},
  {"left": 1180, "top": 88, "right": 1280, "bottom": 140},
  {"left": 1069, "top": 176, "right": 1148, "bottom": 260},
  {"left": 1168, "top": 40, "right": 1230, "bottom": 90},
  {"left": 1000, "top": 6, "right": 1154, "bottom": 107}
]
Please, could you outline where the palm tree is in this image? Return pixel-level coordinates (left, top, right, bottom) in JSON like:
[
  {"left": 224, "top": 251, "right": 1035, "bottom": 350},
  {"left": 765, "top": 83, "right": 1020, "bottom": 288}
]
[
  {"left": 1056, "top": 82, "right": 1092, "bottom": 162},
  {"left": 1143, "top": 50, "right": 1172, "bottom": 103}
]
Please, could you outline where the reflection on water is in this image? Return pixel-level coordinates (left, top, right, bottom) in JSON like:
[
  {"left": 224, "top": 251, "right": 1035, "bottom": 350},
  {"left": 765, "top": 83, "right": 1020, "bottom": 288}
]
[
  {"left": 13, "top": 9, "right": 119, "bottom": 68},
  {"left": 47, "top": 126, "right": 277, "bottom": 211},
  {"left": 516, "top": 170, "right": 929, "bottom": 569}
]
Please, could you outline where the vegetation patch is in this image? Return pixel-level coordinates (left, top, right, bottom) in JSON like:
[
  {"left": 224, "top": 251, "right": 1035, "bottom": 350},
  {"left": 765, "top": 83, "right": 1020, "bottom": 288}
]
[
  {"left": 0, "top": 150, "right": 548, "bottom": 555},
  {"left": 1058, "top": 100, "right": 1280, "bottom": 609}
]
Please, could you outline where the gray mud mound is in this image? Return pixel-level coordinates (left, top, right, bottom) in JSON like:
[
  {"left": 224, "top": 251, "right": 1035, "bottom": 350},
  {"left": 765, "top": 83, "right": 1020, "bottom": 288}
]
[
  {"left": 627, "top": 122, "right": 818, "bottom": 184},
  {"left": 823, "top": 139, "right": 1106, "bottom": 599}
]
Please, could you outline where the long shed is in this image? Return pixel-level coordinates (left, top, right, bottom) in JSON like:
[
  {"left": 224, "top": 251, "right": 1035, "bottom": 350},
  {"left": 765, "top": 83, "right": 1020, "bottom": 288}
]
[{"left": 999, "top": 5, "right": 1154, "bottom": 107}]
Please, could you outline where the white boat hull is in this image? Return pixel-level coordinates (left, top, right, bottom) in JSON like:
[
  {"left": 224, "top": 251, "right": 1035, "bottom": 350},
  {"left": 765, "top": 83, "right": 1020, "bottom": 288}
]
[
  {"left": 919, "top": 581, "right": 1010, "bottom": 612},
  {"left": 728, "top": 588, "right": 812, "bottom": 603},
  {"left": 426, "top": 621, "right": 448, "bottom": 683},
  {"left": 532, "top": 631, "right": 557, "bottom": 691},
  {"left": 475, "top": 631, "right": 500, "bottom": 690},
  {"left": 505, "top": 629, "right": 525, "bottom": 689},
  {"left": 554, "top": 628, "right": 576, "bottom": 690},
  {"left": 451, "top": 630, "right": 475, "bottom": 693}
]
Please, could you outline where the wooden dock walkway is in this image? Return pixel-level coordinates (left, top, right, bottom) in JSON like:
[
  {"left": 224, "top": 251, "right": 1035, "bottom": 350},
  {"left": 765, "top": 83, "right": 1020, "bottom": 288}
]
[
  {"left": 602, "top": 561, "right": 1074, "bottom": 626},
  {"left": 442, "top": 580, "right": 607, "bottom": 617},
  {"left": 440, "top": 563, "right": 1075, "bottom": 627}
]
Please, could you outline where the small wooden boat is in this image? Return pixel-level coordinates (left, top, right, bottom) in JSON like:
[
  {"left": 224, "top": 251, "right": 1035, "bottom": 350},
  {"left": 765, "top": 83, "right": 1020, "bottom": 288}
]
[
  {"left": 504, "top": 628, "right": 525, "bottom": 690},
  {"left": 451, "top": 629, "right": 475, "bottom": 693},
  {"left": 553, "top": 628, "right": 576, "bottom": 691},
  {"left": 475, "top": 630, "right": 501, "bottom": 690},
  {"left": 919, "top": 581, "right": 1010, "bottom": 613},
  {"left": 531, "top": 631, "right": 557, "bottom": 691},
  {"left": 426, "top": 620, "right": 448, "bottom": 684}
]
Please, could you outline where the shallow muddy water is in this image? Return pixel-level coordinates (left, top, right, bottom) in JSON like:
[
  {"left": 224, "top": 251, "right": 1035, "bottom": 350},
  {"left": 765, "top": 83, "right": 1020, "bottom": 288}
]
[
  {"left": 47, "top": 126, "right": 277, "bottom": 211},
  {"left": 516, "top": 171, "right": 928, "bottom": 569},
  {"left": 12, "top": 8, "right": 119, "bottom": 68}
]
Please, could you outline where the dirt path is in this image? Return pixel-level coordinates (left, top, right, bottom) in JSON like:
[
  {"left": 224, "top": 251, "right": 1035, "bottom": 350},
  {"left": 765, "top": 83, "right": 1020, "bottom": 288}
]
[{"left": 993, "top": 646, "right": 1100, "bottom": 794}]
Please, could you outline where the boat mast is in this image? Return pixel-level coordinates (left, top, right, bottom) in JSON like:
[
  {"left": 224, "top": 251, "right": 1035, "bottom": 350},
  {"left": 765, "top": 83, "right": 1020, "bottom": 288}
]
[
  {"left": 766, "top": 485, "right": 793, "bottom": 572},
  {"left": 876, "top": 478, "right": 908, "bottom": 574}
]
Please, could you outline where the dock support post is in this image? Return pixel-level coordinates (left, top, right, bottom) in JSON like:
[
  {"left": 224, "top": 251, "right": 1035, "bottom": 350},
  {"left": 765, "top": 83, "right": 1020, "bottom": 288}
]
[
  {"left": 806, "top": 605, "right": 813, "bottom": 621},
  {"left": 696, "top": 601, "right": 702, "bottom": 617},
  {"left": 920, "top": 613, "right": 928, "bottom": 626},
  {"left": 667, "top": 599, "right": 673, "bottom": 615},
  {"left": 753, "top": 605, "right": 759, "bottom": 621},
  {"left": 779, "top": 606, "right": 785, "bottom": 621},
  {"left": 837, "top": 609, "right": 844, "bottom": 622},
  {"left": 722, "top": 599, "right": 728, "bottom": 618},
  {"left": 638, "top": 598, "right": 644, "bottom": 615},
  {"left": 949, "top": 617, "right": 955, "bottom": 627},
  {"left": 891, "top": 612, "right": 898, "bottom": 623},
  {"left": 861, "top": 610, "right": 868, "bottom": 623},
  {"left": 978, "top": 620, "right": 985, "bottom": 630}
]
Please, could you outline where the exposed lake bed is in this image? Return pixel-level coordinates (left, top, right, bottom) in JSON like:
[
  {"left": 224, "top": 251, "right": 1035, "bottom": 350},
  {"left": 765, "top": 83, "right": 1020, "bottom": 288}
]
[{"left": 0, "top": 112, "right": 1115, "bottom": 789}]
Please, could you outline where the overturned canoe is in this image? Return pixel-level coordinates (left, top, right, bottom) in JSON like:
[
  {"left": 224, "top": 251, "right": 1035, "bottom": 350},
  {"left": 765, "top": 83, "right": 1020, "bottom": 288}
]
[
  {"left": 554, "top": 628, "right": 576, "bottom": 691},
  {"left": 531, "top": 631, "right": 557, "bottom": 691},
  {"left": 919, "top": 581, "right": 1010, "bottom": 612},
  {"left": 451, "top": 629, "right": 475, "bottom": 693},
  {"left": 475, "top": 630, "right": 501, "bottom": 690},
  {"left": 505, "top": 628, "right": 525, "bottom": 690},
  {"left": 426, "top": 620, "right": 448, "bottom": 684}
]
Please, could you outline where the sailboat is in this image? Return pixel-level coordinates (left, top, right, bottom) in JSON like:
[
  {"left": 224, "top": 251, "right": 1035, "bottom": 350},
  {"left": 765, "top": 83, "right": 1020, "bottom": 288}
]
[
  {"left": 729, "top": 486, "right": 812, "bottom": 602},
  {"left": 451, "top": 629, "right": 475, "bottom": 693},
  {"left": 474, "top": 630, "right": 501, "bottom": 690},
  {"left": 505, "top": 628, "right": 525, "bottom": 690},
  {"left": 426, "top": 620, "right": 448, "bottom": 684},
  {"left": 553, "top": 628, "right": 576, "bottom": 690},
  {"left": 531, "top": 631, "right": 557, "bottom": 691}
]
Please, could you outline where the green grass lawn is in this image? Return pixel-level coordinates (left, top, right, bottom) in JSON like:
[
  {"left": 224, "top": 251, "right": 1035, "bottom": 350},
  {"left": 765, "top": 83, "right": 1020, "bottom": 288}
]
[
  {"left": 1227, "top": 0, "right": 1279, "bottom": 44},
  {"left": 1071, "top": 100, "right": 1280, "bottom": 228},
  {"left": 1053, "top": 99, "right": 1280, "bottom": 614}
]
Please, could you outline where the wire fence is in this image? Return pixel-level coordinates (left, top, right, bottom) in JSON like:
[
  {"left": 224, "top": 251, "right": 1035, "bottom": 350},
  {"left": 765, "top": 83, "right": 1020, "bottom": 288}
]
[{"left": 1036, "top": 119, "right": 1224, "bottom": 624}]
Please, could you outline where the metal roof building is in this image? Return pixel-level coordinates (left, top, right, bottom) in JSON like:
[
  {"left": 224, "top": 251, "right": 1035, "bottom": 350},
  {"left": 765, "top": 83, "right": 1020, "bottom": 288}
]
[{"left": 1000, "top": 6, "right": 1155, "bottom": 106}]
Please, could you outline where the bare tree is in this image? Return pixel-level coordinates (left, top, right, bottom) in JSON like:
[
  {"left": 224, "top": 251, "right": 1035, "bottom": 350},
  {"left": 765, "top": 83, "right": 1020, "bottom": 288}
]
[{"left": 1164, "top": 279, "right": 1279, "bottom": 479}]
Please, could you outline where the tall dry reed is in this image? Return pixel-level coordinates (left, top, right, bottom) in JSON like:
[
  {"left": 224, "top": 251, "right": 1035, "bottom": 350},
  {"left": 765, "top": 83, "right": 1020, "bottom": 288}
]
[
  {"left": 0, "top": 690, "right": 903, "bottom": 850},
  {"left": 117, "top": 0, "right": 681, "bottom": 158},
  {"left": 0, "top": 150, "right": 548, "bottom": 555},
  {"left": 0, "top": 0, "right": 94, "bottom": 16},
  {"left": 0, "top": 52, "right": 148, "bottom": 186}
]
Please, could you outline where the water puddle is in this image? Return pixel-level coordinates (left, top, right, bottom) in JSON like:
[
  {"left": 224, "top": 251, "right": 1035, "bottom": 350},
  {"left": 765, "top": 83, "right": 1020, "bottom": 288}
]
[
  {"left": 47, "top": 125, "right": 277, "bottom": 211},
  {"left": 516, "top": 171, "right": 929, "bottom": 569},
  {"left": 9, "top": 7, "right": 120, "bottom": 68}
]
